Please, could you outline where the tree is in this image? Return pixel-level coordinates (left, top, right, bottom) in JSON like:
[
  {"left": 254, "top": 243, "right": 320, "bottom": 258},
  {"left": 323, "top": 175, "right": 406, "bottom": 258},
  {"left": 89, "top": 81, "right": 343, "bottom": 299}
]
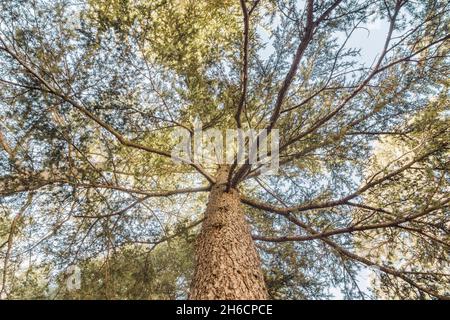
[{"left": 0, "top": 0, "right": 449, "bottom": 299}]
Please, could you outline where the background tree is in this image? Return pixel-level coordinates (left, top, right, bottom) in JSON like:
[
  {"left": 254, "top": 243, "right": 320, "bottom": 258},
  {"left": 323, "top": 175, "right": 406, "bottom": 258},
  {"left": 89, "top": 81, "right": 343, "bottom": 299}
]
[{"left": 0, "top": 0, "right": 449, "bottom": 299}]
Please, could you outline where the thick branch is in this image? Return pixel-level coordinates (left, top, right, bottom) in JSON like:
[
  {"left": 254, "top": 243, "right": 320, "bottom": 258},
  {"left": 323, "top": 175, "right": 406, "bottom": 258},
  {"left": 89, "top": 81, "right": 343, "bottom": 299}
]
[{"left": 252, "top": 198, "right": 449, "bottom": 242}]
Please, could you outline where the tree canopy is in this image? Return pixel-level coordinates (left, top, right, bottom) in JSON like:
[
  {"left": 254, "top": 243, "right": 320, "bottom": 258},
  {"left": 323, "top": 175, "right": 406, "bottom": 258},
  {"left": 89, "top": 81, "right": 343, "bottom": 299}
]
[{"left": 0, "top": 0, "right": 449, "bottom": 299}]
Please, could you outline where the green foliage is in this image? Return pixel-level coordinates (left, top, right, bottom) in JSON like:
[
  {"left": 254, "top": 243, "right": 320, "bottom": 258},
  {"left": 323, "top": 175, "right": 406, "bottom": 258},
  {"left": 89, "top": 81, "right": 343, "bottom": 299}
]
[
  {"left": 1, "top": 0, "right": 449, "bottom": 300},
  {"left": 55, "top": 239, "right": 194, "bottom": 300}
]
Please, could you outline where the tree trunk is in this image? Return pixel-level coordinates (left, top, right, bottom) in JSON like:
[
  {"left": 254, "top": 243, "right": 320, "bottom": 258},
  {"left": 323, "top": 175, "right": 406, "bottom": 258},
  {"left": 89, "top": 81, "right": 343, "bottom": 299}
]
[{"left": 189, "top": 165, "right": 268, "bottom": 300}]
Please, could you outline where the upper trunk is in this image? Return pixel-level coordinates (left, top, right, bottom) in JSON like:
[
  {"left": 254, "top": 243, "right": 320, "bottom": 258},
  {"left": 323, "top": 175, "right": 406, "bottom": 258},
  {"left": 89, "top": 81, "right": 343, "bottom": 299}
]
[{"left": 189, "top": 165, "right": 268, "bottom": 300}]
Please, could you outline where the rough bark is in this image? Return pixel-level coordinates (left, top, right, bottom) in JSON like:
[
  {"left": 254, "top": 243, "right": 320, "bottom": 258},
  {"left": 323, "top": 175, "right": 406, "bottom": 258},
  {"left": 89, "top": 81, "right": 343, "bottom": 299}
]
[{"left": 189, "top": 165, "right": 268, "bottom": 300}]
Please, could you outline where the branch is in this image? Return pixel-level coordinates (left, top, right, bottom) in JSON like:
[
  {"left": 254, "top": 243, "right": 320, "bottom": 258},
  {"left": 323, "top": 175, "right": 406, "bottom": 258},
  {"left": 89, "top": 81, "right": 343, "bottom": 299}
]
[
  {"left": 0, "top": 168, "right": 211, "bottom": 198},
  {"left": 252, "top": 198, "right": 449, "bottom": 242},
  {"left": 235, "top": 0, "right": 250, "bottom": 129},
  {"left": 0, "top": 37, "right": 216, "bottom": 184},
  {"left": 132, "top": 218, "right": 205, "bottom": 247},
  {"left": 242, "top": 144, "right": 446, "bottom": 214},
  {"left": 0, "top": 193, "right": 34, "bottom": 298},
  {"left": 230, "top": 0, "right": 317, "bottom": 187},
  {"left": 282, "top": 2, "right": 402, "bottom": 147},
  {"left": 72, "top": 186, "right": 211, "bottom": 219},
  {"left": 253, "top": 203, "right": 449, "bottom": 299}
]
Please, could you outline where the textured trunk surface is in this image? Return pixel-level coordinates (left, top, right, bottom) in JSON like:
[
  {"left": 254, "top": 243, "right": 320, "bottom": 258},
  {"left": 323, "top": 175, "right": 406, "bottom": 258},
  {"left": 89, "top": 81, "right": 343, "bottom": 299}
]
[{"left": 189, "top": 166, "right": 268, "bottom": 300}]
